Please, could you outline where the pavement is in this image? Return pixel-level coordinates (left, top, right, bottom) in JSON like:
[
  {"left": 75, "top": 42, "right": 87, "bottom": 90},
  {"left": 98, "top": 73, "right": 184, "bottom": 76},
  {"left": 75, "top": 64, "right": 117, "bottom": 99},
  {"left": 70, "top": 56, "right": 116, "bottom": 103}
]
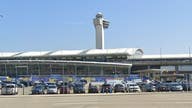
[{"left": 0, "top": 92, "right": 192, "bottom": 108}]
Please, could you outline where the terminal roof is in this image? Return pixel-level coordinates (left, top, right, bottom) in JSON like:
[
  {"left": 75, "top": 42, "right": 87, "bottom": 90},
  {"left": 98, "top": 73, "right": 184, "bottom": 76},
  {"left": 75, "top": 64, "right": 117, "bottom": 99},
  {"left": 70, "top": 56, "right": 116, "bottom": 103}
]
[{"left": 0, "top": 48, "right": 143, "bottom": 58}]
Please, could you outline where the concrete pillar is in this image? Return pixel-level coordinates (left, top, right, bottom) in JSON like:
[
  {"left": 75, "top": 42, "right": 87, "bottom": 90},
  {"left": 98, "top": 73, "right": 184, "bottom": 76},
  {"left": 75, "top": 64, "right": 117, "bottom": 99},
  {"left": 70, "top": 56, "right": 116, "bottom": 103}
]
[
  {"left": 101, "top": 66, "right": 104, "bottom": 76},
  {"left": 175, "top": 65, "right": 179, "bottom": 74}
]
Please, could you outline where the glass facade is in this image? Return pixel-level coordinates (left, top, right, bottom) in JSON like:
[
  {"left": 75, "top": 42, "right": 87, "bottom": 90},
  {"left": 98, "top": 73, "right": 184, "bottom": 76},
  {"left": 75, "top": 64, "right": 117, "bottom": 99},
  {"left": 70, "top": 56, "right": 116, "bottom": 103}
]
[{"left": 0, "top": 63, "right": 130, "bottom": 77}]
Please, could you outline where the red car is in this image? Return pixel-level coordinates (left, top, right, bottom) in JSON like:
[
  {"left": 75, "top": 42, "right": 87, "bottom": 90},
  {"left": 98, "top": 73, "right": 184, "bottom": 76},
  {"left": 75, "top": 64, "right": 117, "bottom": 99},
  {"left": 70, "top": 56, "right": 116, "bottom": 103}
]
[{"left": 60, "top": 86, "right": 70, "bottom": 94}]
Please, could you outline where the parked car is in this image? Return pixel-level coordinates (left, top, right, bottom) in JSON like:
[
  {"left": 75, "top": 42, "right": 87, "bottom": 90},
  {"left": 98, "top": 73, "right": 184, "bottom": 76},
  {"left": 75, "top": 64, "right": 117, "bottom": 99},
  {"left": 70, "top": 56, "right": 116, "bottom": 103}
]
[
  {"left": 60, "top": 86, "right": 70, "bottom": 94},
  {"left": 100, "top": 83, "right": 113, "bottom": 93},
  {"left": 19, "top": 80, "right": 30, "bottom": 87},
  {"left": 142, "top": 83, "right": 156, "bottom": 92},
  {"left": 181, "top": 81, "right": 192, "bottom": 91},
  {"left": 1, "top": 84, "right": 18, "bottom": 95},
  {"left": 2, "top": 81, "right": 24, "bottom": 88},
  {"left": 114, "top": 84, "right": 126, "bottom": 93},
  {"left": 47, "top": 85, "right": 58, "bottom": 94},
  {"left": 156, "top": 83, "right": 170, "bottom": 92},
  {"left": 169, "top": 83, "right": 183, "bottom": 91},
  {"left": 31, "top": 85, "right": 46, "bottom": 94},
  {"left": 16, "top": 83, "right": 24, "bottom": 88},
  {"left": 79, "top": 79, "right": 87, "bottom": 85},
  {"left": 127, "top": 83, "right": 141, "bottom": 92},
  {"left": 0, "top": 82, "right": 2, "bottom": 89},
  {"left": 88, "top": 84, "right": 99, "bottom": 93},
  {"left": 46, "top": 82, "right": 56, "bottom": 87},
  {"left": 73, "top": 83, "right": 85, "bottom": 94}
]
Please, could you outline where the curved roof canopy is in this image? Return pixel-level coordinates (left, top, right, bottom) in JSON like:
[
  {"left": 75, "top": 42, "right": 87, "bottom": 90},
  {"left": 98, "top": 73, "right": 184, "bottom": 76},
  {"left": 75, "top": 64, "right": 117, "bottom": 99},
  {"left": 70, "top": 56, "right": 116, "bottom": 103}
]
[
  {"left": 0, "top": 60, "right": 132, "bottom": 67},
  {"left": 0, "top": 48, "right": 143, "bottom": 58},
  {"left": 49, "top": 48, "right": 143, "bottom": 56}
]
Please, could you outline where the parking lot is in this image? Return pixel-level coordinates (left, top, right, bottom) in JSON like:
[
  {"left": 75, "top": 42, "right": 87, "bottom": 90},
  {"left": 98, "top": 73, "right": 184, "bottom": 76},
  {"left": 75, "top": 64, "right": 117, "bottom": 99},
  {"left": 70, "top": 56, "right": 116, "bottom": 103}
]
[{"left": 0, "top": 92, "right": 192, "bottom": 108}]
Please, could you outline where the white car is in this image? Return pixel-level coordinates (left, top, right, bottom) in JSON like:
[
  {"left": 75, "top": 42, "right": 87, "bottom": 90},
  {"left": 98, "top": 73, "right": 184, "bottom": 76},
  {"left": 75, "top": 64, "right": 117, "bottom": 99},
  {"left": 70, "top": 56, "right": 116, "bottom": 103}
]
[
  {"left": 1, "top": 84, "right": 18, "bottom": 95},
  {"left": 127, "top": 83, "right": 141, "bottom": 92},
  {"left": 47, "top": 85, "right": 58, "bottom": 94}
]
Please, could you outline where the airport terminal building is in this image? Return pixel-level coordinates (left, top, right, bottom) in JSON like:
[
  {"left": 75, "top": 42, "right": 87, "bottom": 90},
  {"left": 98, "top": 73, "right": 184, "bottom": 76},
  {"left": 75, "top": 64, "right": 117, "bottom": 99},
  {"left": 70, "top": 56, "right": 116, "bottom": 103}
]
[
  {"left": 0, "top": 48, "right": 191, "bottom": 78},
  {"left": 0, "top": 13, "right": 192, "bottom": 81}
]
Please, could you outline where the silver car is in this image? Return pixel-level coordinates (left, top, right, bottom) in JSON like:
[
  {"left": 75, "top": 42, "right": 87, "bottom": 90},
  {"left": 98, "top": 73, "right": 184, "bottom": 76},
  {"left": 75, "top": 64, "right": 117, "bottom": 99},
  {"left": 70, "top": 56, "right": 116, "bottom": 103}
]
[
  {"left": 127, "top": 83, "right": 141, "bottom": 92},
  {"left": 170, "top": 83, "right": 183, "bottom": 91},
  {"left": 47, "top": 85, "right": 58, "bottom": 94},
  {"left": 1, "top": 84, "right": 18, "bottom": 95}
]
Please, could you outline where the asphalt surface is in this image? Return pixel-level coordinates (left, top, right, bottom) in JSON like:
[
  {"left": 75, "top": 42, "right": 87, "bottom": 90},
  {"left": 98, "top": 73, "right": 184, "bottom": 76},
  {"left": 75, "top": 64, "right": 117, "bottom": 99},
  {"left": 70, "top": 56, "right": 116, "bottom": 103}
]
[{"left": 0, "top": 92, "right": 192, "bottom": 108}]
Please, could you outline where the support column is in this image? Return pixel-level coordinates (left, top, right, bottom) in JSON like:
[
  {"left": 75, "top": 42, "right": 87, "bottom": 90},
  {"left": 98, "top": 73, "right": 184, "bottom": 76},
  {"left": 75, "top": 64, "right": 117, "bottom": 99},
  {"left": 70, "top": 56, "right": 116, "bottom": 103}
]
[
  {"left": 175, "top": 65, "right": 179, "bottom": 74},
  {"left": 101, "top": 66, "right": 104, "bottom": 76},
  {"left": 87, "top": 65, "right": 90, "bottom": 76},
  {"left": 49, "top": 64, "right": 53, "bottom": 75},
  {"left": 147, "top": 65, "right": 151, "bottom": 78},
  {"left": 4, "top": 64, "right": 7, "bottom": 76},
  {"left": 114, "top": 66, "right": 117, "bottom": 78},
  {"left": 38, "top": 63, "right": 40, "bottom": 76},
  {"left": 74, "top": 65, "right": 77, "bottom": 76},
  {"left": 62, "top": 63, "right": 65, "bottom": 83},
  {"left": 128, "top": 67, "right": 131, "bottom": 76}
]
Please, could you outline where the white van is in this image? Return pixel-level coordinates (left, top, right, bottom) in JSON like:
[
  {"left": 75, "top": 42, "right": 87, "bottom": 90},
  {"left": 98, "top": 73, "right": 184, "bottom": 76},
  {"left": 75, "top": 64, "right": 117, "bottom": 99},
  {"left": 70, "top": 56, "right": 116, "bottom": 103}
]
[
  {"left": 127, "top": 82, "right": 141, "bottom": 92},
  {"left": 1, "top": 84, "right": 18, "bottom": 95}
]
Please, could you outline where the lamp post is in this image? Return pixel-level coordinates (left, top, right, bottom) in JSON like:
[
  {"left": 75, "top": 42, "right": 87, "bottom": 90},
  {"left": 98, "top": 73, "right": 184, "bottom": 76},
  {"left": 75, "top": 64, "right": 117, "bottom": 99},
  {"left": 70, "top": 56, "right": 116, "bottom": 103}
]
[{"left": 62, "top": 63, "right": 65, "bottom": 86}]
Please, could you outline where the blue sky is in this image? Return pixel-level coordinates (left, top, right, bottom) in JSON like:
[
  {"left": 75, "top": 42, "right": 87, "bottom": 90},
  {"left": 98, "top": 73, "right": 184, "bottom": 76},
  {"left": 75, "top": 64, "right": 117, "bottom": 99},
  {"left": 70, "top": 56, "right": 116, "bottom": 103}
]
[{"left": 0, "top": 0, "right": 192, "bottom": 54}]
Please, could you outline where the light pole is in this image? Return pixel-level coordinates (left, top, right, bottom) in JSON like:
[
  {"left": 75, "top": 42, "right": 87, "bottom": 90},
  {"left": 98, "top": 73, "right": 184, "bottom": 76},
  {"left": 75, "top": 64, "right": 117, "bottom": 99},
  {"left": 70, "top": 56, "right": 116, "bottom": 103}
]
[
  {"left": 62, "top": 63, "right": 65, "bottom": 86},
  {"left": 4, "top": 63, "right": 7, "bottom": 76}
]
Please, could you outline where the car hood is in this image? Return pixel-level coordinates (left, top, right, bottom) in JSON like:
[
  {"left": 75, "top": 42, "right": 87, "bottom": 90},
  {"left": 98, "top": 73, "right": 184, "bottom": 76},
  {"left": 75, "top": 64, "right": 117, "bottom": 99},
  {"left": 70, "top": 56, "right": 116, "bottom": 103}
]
[{"left": 48, "top": 88, "right": 57, "bottom": 91}]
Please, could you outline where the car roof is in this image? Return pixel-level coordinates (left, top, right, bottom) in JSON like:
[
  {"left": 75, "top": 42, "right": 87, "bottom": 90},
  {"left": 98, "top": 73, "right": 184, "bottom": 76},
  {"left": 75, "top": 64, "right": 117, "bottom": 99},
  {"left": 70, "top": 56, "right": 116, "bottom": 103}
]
[
  {"left": 102, "top": 84, "right": 111, "bottom": 86},
  {"left": 48, "top": 85, "right": 57, "bottom": 87},
  {"left": 115, "top": 84, "right": 124, "bottom": 86},
  {"left": 5, "top": 83, "right": 16, "bottom": 86},
  {"left": 127, "top": 82, "right": 137, "bottom": 85}
]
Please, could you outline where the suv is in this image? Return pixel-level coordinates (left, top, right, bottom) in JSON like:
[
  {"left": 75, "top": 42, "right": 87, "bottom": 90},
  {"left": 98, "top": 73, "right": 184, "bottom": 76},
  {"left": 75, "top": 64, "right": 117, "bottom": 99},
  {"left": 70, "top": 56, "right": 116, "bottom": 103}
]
[
  {"left": 73, "top": 83, "right": 85, "bottom": 94},
  {"left": 1, "top": 84, "right": 18, "bottom": 95},
  {"left": 100, "top": 83, "right": 113, "bottom": 93},
  {"left": 169, "top": 83, "right": 183, "bottom": 91},
  {"left": 47, "top": 85, "right": 58, "bottom": 94},
  {"left": 127, "top": 83, "right": 141, "bottom": 92},
  {"left": 142, "top": 83, "right": 156, "bottom": 92},
  {"left": 88, "top": 84, "right": 99, "bottom": 93},
  {"left": 156, "top": 83, "right": 170, "bottom": 92},
  {"left": 114, "top": 84, "right": 126, "bottom": 93},
  {"left": 31, "top": 85, "right": 46, "bottom": 94}
]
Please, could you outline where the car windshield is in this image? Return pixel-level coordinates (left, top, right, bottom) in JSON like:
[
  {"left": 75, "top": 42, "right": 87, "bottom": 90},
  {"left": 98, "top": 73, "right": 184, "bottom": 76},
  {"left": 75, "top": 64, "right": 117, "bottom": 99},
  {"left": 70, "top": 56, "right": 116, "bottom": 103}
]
[
  {"left": 115, "top": 84, "right": 123, "bottom": 87},
  {"left": 47, "top": 83, "right": 55, "bottom": 85},
  {"left": 90, "top": 86, "right": 97, "bottom": 88},
  {"left": 48, "top": 86, "right": 57, "bottom": 88},
  {"left": 75, "top": 84, "right": 83, "bottom": 87},
  {"left": 129, "top": 84, "right": 137, "bottom": 86},
  {"left": 102, "top": 84, "right": 111, "bottom": 87},
  {"left": 171, "top": 84, "right": 181, "bottom": 86},
  {"left": 6, "top": 85, "right": 15, "bottom": 88},
  {"left": 34, "top": 86, "right": 42, "bottom": 89}
]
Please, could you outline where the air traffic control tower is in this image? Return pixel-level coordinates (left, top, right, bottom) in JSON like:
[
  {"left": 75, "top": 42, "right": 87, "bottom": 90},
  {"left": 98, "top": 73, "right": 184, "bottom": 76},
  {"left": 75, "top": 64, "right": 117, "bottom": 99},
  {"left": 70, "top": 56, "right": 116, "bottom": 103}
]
[{"left": 93, "top": 13, "right": 109, "bottom": 49}]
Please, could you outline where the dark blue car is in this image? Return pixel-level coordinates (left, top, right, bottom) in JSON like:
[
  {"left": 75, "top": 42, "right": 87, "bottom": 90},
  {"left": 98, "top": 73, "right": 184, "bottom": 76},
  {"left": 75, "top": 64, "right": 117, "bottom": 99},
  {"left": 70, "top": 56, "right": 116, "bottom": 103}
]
[
  {"left": 73, "top": 83, "right": 85, "bottom": 94},
  {"left": 100, "top": 84, "right": 113, "bottom": 93},
  {"left": 31, "top": 85, "right": 46, "bottom": 94}
]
